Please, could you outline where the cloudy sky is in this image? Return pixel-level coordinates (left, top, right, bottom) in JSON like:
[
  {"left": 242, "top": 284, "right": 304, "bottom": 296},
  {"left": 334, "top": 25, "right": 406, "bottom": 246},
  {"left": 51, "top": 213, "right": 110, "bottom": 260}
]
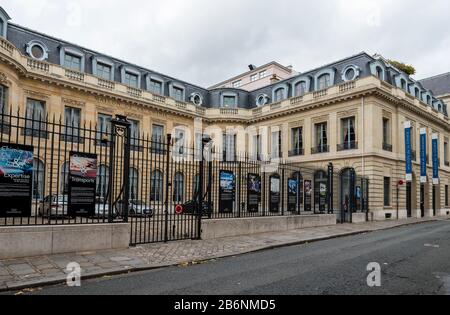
[{"left": 2, "top": 0, "right": 450, "bottom": 87}]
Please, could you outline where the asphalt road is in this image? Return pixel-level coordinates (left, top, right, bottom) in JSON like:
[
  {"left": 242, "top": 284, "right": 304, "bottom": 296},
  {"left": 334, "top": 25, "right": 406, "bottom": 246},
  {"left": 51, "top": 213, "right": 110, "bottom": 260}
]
[{"left": 21, "top": 219, "right": 450, "bottom": 295}]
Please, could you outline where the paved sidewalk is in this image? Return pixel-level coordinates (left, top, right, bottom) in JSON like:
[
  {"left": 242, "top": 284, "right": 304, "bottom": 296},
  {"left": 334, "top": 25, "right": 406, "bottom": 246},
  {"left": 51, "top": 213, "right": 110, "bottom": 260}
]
[{"left": 1, "top": 216, "right": 449, "bottom": 292}]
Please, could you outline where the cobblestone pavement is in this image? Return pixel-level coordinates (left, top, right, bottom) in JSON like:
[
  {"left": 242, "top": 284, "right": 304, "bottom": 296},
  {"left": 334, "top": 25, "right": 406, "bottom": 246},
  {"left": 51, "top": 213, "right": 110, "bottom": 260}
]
[{"left": 0, "top": 216, "right": 448, "bottom": 292}]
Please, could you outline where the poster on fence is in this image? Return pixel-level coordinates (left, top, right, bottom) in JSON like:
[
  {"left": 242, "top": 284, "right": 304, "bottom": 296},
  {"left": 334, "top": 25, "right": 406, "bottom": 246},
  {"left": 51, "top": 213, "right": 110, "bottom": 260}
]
[
  {"left": 219, "top": 170, "right": 235, "bottom": 214},
  {"left": 288, "top": 178, "right": 298, "bottom": 212},
  {"left": 319, "top": 182, "right": 327, "bottom": 213},
  {"left": 68, "top": 152, "right": 97, "bottom": 217},
  {"left": 247, "top": 173, "right": 261, "bottom": 213},
  {"left": 304, "top": 180, "right": 312, "bottom": 212},
  {"left": 0, "top": 143, "right": 34, "bottom": 217},
  {"left": 269, "top": 175, "right": 281, "bottom": 213}
]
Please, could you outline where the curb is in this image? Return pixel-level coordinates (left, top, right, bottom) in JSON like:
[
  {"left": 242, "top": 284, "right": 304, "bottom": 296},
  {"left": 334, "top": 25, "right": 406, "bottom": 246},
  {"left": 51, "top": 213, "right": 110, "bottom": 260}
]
[{"left": 1, "top": 217, "right": 448, "bottom": 293}]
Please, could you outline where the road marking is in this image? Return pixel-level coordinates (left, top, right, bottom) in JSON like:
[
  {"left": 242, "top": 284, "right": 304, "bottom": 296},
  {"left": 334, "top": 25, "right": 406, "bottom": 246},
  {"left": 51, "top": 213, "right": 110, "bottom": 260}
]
[{"left": 424, "top": 244, "right": 440, "bottom": 248}]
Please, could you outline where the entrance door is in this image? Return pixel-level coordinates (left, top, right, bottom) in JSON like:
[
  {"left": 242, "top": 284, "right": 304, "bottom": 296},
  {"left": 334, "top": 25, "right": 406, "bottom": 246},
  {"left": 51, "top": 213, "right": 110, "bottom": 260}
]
[
  {"left": 406, "top": 182, "right": 412, "bottom": 218},
  {"left": 420, "top": 184, "right": 425, "bottom": 217},
  {"left": 340, "top": 168, "right": 355, "bottom": 223}
]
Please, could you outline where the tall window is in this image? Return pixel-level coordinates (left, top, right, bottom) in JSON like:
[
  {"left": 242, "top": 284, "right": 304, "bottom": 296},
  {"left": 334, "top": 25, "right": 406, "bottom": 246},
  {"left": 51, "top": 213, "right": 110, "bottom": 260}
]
[
  {"left": 274, "top": 88, "right": 285, "bottom": 102},
  {"left": 61, "top": 162, "right": 70, "bottom": 195},
  {"left": 400, "top": 79, "right": 407, "bottom": 91},
  {"left": 129, "top": 119, "right": 140, "bottom": 147},
  {"left": 64, "top": 106, "right": 81, "bottom": 139},
  {"left": 444, "top": 141, "right": 449, "bottom": 164},
  {"left": 384, "top": 177, "right": 391, "bottom": 207},
  {"left": 129, "top": 168, "right": 139, "bottom": 200},
  {"left": 341, "top": 117, "right": 356, "bottom": 149},
  {"left": 96, "top": 165, "right": 109, "bottom": 198},
  {"left": 271, "top": 130, "right": 281, "bottom": 159},
  {"left": 318, "top": 74, "right": 331, "bottom": 90},
  {"left": 291, "top": 127, "right": 303, "bottom": 155},
  {"left": 295, "top": 81, "right": 307, "bottom": 96},
  {"left": 125, "top": 72, "right": 139, "bottom": 88},
  {"left": 151, "top": 170, "right": 163, "bottom": 202},
  {"left": 26, "top": 99, "right": 45, "bottom": 131},
  {"left": 315, "top": 122, "right": 328, "bottom": 151},
  {"left": 96, "top": 63, "right": 112, "bottom": 80},
  {"left": 223, "top": 133, "right": 236, "bottom": 161},
  {"left": 149, "top": 79, "right": 163, "bottom": 95},
  {"left": 0, "top": 85, "right": 7, "bottom": 115},
  {"left": 33, "top": 159, "right": 45, "bottom": 200},
  {"left": 64, "top": 53, "right": 82, "bottom": 72},
  {"left": 173, "top": 172, "right": 184, "bottom": 203},
  {"left": 223, "top": 95, "right": 236, "bottom": 108},
  {"left": 174, "top": 128, "right": 186, "bottom": 156},
  {"left": 376, "top": 67, "right": 383, "bottom": 79},
  {"left": 97, "top": 113, "right": 112, "bottom": 142},
  {"left": 383, "top": 118, "right": 391, "bottom": 145},
  {"left": 253, "top": 135, "right": 262, "bottom": 160},
  {"left": 151, "top": 124, "right": 164, "bottom": 153},
  {"left": 172, "top": 87, "right": 184, "bottom": 101}
]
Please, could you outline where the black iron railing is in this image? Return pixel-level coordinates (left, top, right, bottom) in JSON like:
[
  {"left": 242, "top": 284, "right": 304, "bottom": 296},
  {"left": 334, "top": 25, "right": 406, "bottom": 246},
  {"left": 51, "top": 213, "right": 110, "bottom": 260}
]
[
  {"left": 337, "top": 141, "right": 358, "bottom": 151},
  {"left": 289, "top": 148, "right": 304, "bottom": 157},
  {"left": 383, "top": 143, "right": 393, "bottom": 152},
  {"left": 311, "top": 145, "right": 330, "bottom": 154}
]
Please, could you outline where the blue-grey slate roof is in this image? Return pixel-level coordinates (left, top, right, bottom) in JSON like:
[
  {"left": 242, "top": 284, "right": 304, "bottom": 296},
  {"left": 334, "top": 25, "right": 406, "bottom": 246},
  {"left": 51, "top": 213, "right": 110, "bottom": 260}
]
[{"left": 419, "top": 72, "right": 450, "bottom": 96}]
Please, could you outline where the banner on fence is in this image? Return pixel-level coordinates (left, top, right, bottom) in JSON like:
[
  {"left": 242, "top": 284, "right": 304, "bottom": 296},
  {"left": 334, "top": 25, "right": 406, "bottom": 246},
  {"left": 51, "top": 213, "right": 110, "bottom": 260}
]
[
  {"left": 247, "top": 173, "right": 261, "bottom": 213},
  {"left": 288, "top": 178, "right": 298, "bottom": 212},
  {"left": 68, "top": 152, "right": 97, "bottom": 217},
  {"left": 304, "top": 180, "right": 312, "bottom": 212},
  {"left": 269, "top": 175, "right": 281, "bottom": 213},
  {"left": 0, "top": 143, "right": 33, "bottom": 217},
  {"left": 219, "top": 170, "right": 235, "bottom": 213}
]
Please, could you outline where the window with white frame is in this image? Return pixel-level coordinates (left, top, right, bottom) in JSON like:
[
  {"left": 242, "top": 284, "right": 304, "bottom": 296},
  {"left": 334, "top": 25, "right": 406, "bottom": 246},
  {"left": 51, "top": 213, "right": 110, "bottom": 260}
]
[
  {"left": 271, "top": 130, "right": 282, "bottom": 159},
  {"left": 315, "top": 122, "right": 328, "bottom": 149},
  {"left": 129, "top": 119, "right": 140, "bottom": 147},
  {"left": 250, "top": 74, "right": 259, "bottom": 82},
  {"left": 232, "top": 80, "right": 241, "bottom": 88},
  {"left": 341, "top": 117, "right": 356, "bottom": 146},
  {"left": 174, "top": 128, "right": 186, "bottom": 156},
  {"left": 252, "top": 135, "right": 262, "bottom": 160},
  {"left": 260, "top": 70, "right": 267, "bottom": 78},
  {"left": 26, "top": 99, "right": 45, "bottom": 131},
  {"left": 64, "top": 106, "right": 81, "bottom": 139},
  {"left": 97, "top": 113, "right": 112, "bottom": 141},
  {"left": 26, "top": 40, "right": 49, "bottom": 61},
  {"left": 152, "top": 124, "right": 165, "bottom": 153},
  {"left": 294, "top": 81, "right": 307, "bottom": 96},
  {"left": 223, "top": 133, "right": 236, "bottom": 161},
  {"left": 274, "top": 88, "right": 285, "bottom": 102},
  {"left": 291, "top": 127, "right": 303, "bottom": 155},
  {"left": 0, "top": 85, "right": 7, "bottom": 114}
]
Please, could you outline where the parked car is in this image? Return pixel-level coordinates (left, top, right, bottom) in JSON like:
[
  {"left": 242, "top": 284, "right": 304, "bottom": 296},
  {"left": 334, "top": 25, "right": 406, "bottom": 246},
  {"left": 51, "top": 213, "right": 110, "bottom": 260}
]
[
  {"left": 116, "top": 200, "right": 154, "bottom": 217},
  {"left": 38, "top": 195, "right": 68, "bottom": 217},
  {"left": 94, "top": 197, "right": 111, "bottom": 218}
]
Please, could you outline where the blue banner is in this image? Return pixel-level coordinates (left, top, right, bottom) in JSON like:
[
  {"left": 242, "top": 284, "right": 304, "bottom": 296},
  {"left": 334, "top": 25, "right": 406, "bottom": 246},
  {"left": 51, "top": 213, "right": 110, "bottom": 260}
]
[
  {"left": 432, "top": 134, "right": 439, "bottom": 185},
  {"left": 404, "top": 122, "right": 412, "bottom": 181},
  {"left": 420, "top": 128, "right": 427, "bottom": 183}
]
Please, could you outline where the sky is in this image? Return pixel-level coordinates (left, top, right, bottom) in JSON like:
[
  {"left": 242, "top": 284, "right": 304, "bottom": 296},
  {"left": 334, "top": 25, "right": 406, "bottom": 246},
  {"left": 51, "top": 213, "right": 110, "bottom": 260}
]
[{"left": 2, "top": 0, "right": 450, "bottom": 87}]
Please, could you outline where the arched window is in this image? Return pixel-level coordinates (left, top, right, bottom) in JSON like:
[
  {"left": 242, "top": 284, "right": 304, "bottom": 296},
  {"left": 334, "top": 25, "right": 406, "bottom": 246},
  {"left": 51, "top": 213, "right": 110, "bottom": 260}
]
[
  {"left": 173, "top": 172, "right": 184, "bottom": 203},
  {"left": 294, "top": 81, "right": 307, "bottom": 96},
  {"left": 400, "top": 79, "right": 407, "bottom": 91},
  {"left": 150, "top": 170, "right": 164, "bottom": 202},
  {"left": 376, "top": 66, "right": 383, "bottom": 79},
  {"left": 61, "top": 162, "right": 69, "bottom": 195},
  {"left": 129, "top": 168, "right": 139, "bottom": 200},
  {"left": 96, "top": 165, "right": 109, "bottom": 198},
  {"left": 274, "top": 88, "right": 286, "bottom": 102},
  {"left": 415, "top": 88, "right": 420, "bottom": 98},
  {"left": 317, "top": 74, "right": 331, "bottom": 90},
  {"left": 427, "top": 95, "right": 432, "bottom": 105},
  {"left": 33, "top": 159, "right": 45, "bottom": 200}
]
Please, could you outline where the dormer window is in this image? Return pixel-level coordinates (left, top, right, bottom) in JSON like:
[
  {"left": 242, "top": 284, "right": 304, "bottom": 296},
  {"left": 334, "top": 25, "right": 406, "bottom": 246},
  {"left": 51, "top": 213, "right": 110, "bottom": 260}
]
[
  {"left": 400, "top": 79, "right": 407, "bottom": 91},
  {"left": 190, "top": 93, "right": 203, "bottom": 106},
  {"left": 274, "top": 88, "right": 285, "bottom": 102},
  {"left": 256, "top": 94, "right": 269, "bottom": 107},
  {"left": 0, "top": 19, "right": 3, "bottom": 38},
  {"left": 341, "top": 65, "right": 360, "bottom": 82},
  {"left": 92, "top": 57, "right": 114, "bottom": 81},
  {"left": 121, "top": 67, "right": 141, "bottom": 89},
  {"left": 26, "top": 40, "right": 49, "bottom": 61},
  {"left": 414, "top": 88, "right": 420, "bottom": 98},
  {"left": 295, "top": 81, "right": 307, "bottom": 96},
  {"left": 221, "top": 92, "right": 238, "bottom": 108},
  {"left": 0, "top": 7, "right": 10, "bottom": 38},
  {"left": 376, "top": 67, "right": 383, "bottom": 79},
  {"left": 172, "top": 87, "right": 184, "bottom": 101},
  {"left": 318, "top": 74, "right": 331, "bottom": 90},
  {"left": 149, "top": 79, "right": 162, "bottom": 95},
  {"left": 60, "top": 47, "right": 85, "bottom": 72}
]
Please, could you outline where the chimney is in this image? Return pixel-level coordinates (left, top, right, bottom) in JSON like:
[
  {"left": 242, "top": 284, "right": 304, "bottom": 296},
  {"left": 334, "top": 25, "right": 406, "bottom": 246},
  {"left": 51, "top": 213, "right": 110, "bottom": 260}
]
[{"left": 270, "top": 74, "right": 280, "bottom": 84}]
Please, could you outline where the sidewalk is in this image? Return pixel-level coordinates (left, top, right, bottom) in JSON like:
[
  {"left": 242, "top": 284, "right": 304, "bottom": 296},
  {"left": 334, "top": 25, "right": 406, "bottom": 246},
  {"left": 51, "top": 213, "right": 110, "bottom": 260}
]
[{"left": 1, "top": 216, "right": 449, "bottom": 292}]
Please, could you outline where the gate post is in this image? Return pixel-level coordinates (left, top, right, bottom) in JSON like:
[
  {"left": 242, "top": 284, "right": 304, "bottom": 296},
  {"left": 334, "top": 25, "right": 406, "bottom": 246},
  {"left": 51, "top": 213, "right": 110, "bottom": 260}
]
[
  {"left": 164, "top": 134, "right": 172, "bottom": 243},
  {"left": 197, "top": 137, "right": 210, "bottom": 239},
  {"left": 109, "top": 115, "right": 131, "bottom": 223},
  {"left": 327, "top": 163, "right": 334, "bottom": 214}
]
